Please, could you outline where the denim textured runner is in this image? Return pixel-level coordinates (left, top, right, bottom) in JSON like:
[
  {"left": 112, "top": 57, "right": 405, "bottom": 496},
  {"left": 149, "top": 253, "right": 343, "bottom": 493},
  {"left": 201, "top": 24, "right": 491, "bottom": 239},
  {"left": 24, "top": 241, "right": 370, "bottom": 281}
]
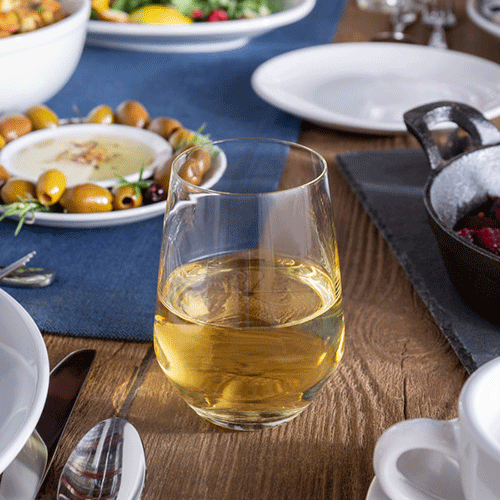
[{"left": 0, "top": 0, "right": 346, "bottom": 340}]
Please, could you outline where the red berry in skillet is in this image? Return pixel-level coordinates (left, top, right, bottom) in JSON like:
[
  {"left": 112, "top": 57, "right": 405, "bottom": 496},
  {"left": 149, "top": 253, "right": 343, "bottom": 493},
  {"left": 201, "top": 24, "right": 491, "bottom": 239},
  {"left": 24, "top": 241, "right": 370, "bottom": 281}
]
[
  {"left": 456, "top": 228, "right": 475, "bottom": 244},
  {"left": 476, "top": 227, "right": 500, "bottom": 255}
]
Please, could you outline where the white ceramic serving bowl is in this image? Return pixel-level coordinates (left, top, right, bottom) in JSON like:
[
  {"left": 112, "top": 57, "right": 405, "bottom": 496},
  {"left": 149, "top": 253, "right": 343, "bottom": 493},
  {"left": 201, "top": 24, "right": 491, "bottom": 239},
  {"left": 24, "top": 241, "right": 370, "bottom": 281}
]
[
  {"left": 0, "top": 122, "right": 172, "bottom": 187},
  {"left": 0, "top": 0, "right": 90, "bottom": 114}
]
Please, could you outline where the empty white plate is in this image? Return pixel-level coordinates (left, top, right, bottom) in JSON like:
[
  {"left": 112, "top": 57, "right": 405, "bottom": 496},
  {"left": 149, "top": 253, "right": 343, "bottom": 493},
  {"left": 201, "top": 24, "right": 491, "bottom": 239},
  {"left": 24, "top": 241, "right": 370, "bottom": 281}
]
[
  {"left": 251, "top": 42, "right": 500, "bottom": 134},
  {"left": 0, "top": 288, "right": 49, "bottom": 473}
]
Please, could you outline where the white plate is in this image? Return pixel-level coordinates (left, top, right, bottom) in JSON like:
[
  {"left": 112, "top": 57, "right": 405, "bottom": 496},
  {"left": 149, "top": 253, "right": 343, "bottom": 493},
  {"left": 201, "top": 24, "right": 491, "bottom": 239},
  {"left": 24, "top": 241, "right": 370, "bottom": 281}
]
[
  {"left": 367, "top": 449, "right": 465, "bottom": 500},
  {"left": 251, "top": 42, "right": 500, "bottom": 134},
  {"left": 0, "top": 146, "right": 226, "bottom": 229},
  {"left": 0, "top": 288, "right": 49, "bottom": 473},
  {"left": 467, "top": 0, "right": 500, "bottom": 39},
  {"left": 85, "top": 0, "right": 315, "bottom": 53},
  {"left": 0, "top": 123, "right": 171, "bottom": 188}
]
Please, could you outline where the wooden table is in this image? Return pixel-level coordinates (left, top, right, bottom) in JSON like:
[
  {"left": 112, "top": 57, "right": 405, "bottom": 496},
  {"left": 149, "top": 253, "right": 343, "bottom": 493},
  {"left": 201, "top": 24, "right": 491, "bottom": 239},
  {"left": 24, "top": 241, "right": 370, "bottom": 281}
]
[{"left": 38, "top": 0, "right": 498, "bottom": 497}]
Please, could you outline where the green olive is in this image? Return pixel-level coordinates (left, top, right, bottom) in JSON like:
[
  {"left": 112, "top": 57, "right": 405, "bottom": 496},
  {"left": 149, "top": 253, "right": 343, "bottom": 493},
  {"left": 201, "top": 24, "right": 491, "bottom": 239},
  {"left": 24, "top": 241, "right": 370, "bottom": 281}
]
[
  {"left": 26, "top": 104, "right": 59, "bottom": 130},
  {"left": 169, "top": 128, "right": 195, "bottom": 150},
  {"left": 36, "top": 169, "right": 67, "bottom": 205},
  {"left": 59, "top": 183, "right": 113, "bottom": 213},
  {"left": 112, "top": 185, "right": 143, "bottom": 210},
  {"left": 178, "top": 158, "right": 206, "bottom": 185},
  {"left": 177, "top": 148, "right": 212, "bottom": 185},
  {"left": 85, "top": 104, "right": 115, "bottom": 125},
  {"left": 153, "top": 147, "right": 189, "bottom": 191},
  {"left": 0, "top": 178, "right": 36, "bottom": 204},
  {"left": 0, "top": 114, "right": 32, "bottom": 143},
  {"left": 115, "top": 100, "right": 150, "bottom": 128},
  {"left": 147, "top": 117, "right": 182, "bottom": 139},
  {"left": 188, "top": 148, "right": 211, "bottom": 173},
  {"left": 0, "top": 165, "right": 10, "bottom": 186}
]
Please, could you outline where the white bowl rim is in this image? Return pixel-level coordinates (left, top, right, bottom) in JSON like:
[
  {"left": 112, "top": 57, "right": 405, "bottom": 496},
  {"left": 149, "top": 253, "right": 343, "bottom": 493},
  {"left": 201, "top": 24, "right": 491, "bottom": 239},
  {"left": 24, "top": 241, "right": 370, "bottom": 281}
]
[{"left": 0, "top": 122, "right": 172, "bottom": 188}]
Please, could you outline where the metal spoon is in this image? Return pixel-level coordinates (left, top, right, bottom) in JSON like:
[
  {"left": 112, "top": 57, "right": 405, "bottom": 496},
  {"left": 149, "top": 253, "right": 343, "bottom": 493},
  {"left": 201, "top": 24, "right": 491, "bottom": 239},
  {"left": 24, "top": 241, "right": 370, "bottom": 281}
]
[{"left": 57, "top": 417, "right": 146, "bottom": 500}]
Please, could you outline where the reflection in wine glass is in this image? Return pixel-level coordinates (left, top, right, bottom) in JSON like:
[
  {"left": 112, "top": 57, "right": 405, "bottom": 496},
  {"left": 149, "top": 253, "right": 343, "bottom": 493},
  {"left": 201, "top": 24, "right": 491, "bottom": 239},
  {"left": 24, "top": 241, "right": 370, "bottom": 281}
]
[
  {"left": 357, "top": 0, "right": 419, "bottom": 43},
  {"left": 153, "top": 138, "right": 345, "bottom": 431}
]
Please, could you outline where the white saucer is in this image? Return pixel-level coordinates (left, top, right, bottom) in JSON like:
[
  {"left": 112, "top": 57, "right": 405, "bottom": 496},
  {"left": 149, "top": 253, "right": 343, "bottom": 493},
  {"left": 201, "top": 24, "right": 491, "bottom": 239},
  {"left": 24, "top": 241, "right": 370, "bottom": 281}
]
[
  {"left": 0, "top": 288, "right": 49, "bottom": 473},
  {"left": 251, "top": 42, "right": 500, "bottom": 134},
  {"left": 366, "top": 477, "right": 389, "bottom": 500},
  {"left": 367, "top": 449, "right": 465, "bottom": 500}
]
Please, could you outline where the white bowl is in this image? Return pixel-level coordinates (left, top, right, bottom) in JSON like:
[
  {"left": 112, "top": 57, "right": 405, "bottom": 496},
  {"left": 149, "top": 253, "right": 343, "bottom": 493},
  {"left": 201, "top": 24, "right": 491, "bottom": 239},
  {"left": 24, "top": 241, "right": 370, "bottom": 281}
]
[
  {"left": 0, "top": 123, "right": 172, "bottom": 187},
  {"left": 0, "top": 0, "right": 90, "bottom": 114},
  {"left": 86, "top": 0, "right": 316, "bottom": 52}
]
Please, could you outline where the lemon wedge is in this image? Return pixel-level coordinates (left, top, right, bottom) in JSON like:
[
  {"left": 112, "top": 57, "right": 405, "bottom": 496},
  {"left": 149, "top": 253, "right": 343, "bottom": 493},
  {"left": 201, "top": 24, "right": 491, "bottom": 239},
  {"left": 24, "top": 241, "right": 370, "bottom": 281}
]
[{"left": 128, "top": 5, "right": 193, "bottom": 24}]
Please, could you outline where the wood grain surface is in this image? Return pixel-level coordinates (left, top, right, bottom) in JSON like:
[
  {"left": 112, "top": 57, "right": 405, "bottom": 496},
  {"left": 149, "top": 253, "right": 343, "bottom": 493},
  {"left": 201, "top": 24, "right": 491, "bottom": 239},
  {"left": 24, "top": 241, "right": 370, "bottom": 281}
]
[{"left": 36, "top": 0, "right": 495, "bottom": 497}]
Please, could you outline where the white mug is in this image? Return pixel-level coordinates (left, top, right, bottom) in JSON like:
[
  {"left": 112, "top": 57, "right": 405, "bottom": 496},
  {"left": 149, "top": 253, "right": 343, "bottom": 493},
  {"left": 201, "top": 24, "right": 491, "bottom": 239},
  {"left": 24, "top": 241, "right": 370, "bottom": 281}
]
[{"left": 373, "top": 356, "right": 500, "bottom": 500}]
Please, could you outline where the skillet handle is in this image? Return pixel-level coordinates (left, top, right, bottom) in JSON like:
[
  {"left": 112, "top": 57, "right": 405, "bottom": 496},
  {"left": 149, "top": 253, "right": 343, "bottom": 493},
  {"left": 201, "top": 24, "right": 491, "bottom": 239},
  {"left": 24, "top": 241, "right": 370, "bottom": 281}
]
[{"left": 403, "top": 101, "right": 500, "bottom": 171}]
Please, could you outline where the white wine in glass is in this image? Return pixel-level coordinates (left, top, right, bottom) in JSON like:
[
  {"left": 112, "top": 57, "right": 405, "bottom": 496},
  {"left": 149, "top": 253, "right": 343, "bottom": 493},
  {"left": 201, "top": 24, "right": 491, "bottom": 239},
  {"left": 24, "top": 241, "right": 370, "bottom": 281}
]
[{"left": 154, "top": 138, "right": 345, "bottom": 430}]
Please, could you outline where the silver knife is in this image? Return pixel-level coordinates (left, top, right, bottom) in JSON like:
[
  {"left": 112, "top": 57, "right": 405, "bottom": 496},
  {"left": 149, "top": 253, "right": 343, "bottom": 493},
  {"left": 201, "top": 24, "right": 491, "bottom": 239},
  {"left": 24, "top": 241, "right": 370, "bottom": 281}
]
[{"left": 0, "top": 349, "right": 96, "bottom": 500}]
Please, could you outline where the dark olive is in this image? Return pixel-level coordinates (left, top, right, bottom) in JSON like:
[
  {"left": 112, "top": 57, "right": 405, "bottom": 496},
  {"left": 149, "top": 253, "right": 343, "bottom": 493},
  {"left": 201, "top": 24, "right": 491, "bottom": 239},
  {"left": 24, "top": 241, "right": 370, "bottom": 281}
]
[
  {"left": 36, "top": 169, "right": 67, "bottom": 205},
  {"left": 86, "top": 104, "right": 115, "bottom": 125},
  {"left": 147, "top": 117, "right": 182, "bottom": 139},
  {"left": 59, "top": 184, "right": 113, "bottom": 213},
  {"left": 112, "top": 185, "right": 143, "bottom": 210},
  {"left": 0, "top": 114, "right": 32, "bottom": 143},
  {"left": 115, "top": 100, "right": 150, "bottom": 128},
  {"left": 142, "top": 182, "right": 167, "bottom": 205},
  {"left": 26, "top": 105, "right": 59, "bottom": 130},
  {"left": 1, "top": 178, "right": 36, "bottom": 204}
]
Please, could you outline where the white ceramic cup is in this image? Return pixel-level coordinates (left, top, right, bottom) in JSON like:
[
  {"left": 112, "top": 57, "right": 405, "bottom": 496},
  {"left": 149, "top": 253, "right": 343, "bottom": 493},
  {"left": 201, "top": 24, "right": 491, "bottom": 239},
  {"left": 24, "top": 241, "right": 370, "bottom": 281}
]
[{"left": 373, "top": 356, "right": 500, "bottom": 500}]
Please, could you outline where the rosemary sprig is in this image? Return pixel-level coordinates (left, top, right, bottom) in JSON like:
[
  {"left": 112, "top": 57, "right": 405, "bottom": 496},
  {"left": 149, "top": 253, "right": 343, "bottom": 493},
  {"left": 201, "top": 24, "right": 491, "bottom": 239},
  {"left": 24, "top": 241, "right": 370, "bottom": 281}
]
[
  {"left": 0, "top": 198, "right": 54, "bottom": 236},
  {"left": 114, "top": 165, "right": 153, "bottom": 197}
]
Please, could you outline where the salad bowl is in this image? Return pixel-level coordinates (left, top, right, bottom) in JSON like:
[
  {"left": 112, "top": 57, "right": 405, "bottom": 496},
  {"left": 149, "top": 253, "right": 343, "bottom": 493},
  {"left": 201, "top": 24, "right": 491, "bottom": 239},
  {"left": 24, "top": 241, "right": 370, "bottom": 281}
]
[{"left": 85, "top": 0, "right": 316, "bottom": 52}]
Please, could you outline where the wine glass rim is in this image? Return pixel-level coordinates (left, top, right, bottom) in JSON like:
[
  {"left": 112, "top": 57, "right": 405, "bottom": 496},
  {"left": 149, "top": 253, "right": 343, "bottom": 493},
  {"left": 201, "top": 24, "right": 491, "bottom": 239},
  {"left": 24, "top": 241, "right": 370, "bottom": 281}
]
[{"left": 171, "top": 137, "right": 328, "bottom": 196}]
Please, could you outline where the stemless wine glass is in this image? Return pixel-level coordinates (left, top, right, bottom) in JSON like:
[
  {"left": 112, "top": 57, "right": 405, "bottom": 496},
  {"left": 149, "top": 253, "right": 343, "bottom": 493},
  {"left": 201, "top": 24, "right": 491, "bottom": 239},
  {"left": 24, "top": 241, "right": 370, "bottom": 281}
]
[{"left": 153, "top": 138, "right": 345, "bottom": 431}]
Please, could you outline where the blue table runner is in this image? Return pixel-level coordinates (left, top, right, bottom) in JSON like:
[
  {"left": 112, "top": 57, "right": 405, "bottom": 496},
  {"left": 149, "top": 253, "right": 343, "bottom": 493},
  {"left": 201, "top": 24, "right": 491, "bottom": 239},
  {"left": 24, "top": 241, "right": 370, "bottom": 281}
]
[{"left": 0, "top": 0, "right": 346, "bottom": 341}]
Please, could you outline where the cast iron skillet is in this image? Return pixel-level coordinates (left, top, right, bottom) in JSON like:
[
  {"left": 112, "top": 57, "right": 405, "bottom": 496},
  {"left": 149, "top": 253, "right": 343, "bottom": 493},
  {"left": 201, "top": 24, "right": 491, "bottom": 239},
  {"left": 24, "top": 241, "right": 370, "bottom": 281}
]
[{"left": 404, "top": 101, "right": 500, "bottom": 325}]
